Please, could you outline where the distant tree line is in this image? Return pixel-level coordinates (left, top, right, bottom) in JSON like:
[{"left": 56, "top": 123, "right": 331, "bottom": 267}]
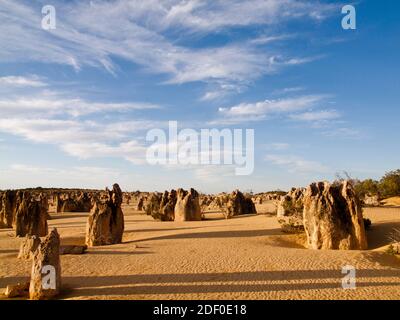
[{"left": 336, "top": 170, "right": 400, "bottom": 199}]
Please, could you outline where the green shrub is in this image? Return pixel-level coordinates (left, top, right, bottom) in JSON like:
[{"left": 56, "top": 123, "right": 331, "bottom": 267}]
[
  {"left": 354, "top": 179, "right": 379, "bottom": 199},
  {"left": 379, "top": 170, "right": 400, "bottom": 198},
  {"left": 278, "top": 218, "right": 304, "bottom": 234}
]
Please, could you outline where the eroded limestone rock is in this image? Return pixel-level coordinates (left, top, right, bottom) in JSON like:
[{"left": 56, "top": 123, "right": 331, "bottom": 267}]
[
  {"left": 15, "top": 192, "right": 48, "bottom": 238},
  {"left": 18, "top": 235, "right": 41, "bottom": 260},
  {"left": 174, "top": 188, "right": 202, "bottom": 222},
  {"left": 85, "top": 184, "right": 124, "bottom": 247},
  {"left": 29, "top": 228, "right": 61, "bottom": 300},
  {"left": 224, "top": 190, "right": 257, "bottom": 219},
  {"left": 303, "top": 181, "right": 368, "bottom": 250}
]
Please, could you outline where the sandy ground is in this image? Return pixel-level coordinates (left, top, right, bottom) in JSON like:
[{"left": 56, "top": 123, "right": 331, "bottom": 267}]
[
  {"left": 381, "top": 196, "right": 400, "bottom": 207},
  {"left": 0, "top": 204, "right": 399, "bottom": 300}
]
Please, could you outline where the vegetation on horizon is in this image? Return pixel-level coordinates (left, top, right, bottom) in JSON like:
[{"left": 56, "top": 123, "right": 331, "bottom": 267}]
[{"left": 335, "top": 169, "right": 400, "bottom": 199}]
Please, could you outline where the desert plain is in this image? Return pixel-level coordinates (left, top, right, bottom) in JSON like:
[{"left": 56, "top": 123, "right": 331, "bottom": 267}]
[{"left": 1, "top": 197, "right": 399, "bottom": 300}]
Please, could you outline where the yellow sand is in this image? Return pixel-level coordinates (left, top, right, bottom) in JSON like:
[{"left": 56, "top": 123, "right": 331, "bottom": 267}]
[
  {"left": 0, "top": 205, "right": 399, "bottom": 300},
  {"left": 381, "top": 196, "right": 400, "bottom": 207}
]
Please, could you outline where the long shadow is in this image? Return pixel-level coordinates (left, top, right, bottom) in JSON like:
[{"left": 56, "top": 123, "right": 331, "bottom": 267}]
[
  {"left": 0, "top": 276, "right": 29, "bottom": 289},
  {"left": 62, "top": 281, "right": 400, "bottom": 297},
  {"left": 60, "top": 237, "right": 86, "bottom": 246},
  {"left": 64, "top": 269, "right": 400, "bottom": 287},
  {"left": 202, "top": 213, "right": 258, "bottom": 221},
  {"left": 124, "top": 225, "right": 222, "bottom": 235},
  {"left": 87, "top": 250, "right": 152, "bottom": 256},
  {"left": 232, "top": 214, "right": 259, "bottom": 219},
  {"left": 125, "top": 228, "right": 282, "bottom": 243},
  {"left": 49, "top": 222, "right": 86, "bottom": 227},
  {"left": 61, "top": 269, "right": 400, "bottom": 297},
  {"left": 367, "top": 221, "right": 400, "bottom": 249},
  {"left": 49, "top": 213, "right": 89, "bottom": 220},
  {"left": 0, "top": 249, "right": 18, "bottom": 254}
]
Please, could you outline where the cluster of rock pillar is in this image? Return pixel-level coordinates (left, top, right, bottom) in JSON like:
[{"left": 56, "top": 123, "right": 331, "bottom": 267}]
[
  {"left": 143, "top": 188, "right": 256, "bottom": 221},
  {"left": 0, "top": 191, "right": 49, "bottom": 238},
  {"left": 54, "top": 191, "right": 92, "bottom": 213},
  {"left": 143, "top": 188, "right": 202, "bottom": 221}
]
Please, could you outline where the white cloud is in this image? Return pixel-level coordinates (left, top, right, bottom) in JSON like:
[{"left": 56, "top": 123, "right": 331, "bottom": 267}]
[
  {"left": 61, "top": 141, "right": 148, "bottom": 164},
  {"left": 0, "top": 75, "right": 47, "bottom": 87},
  {"left": 322, "top": 127, "right": 362, "bottom": 139},
  {"left": 0, "top": 92, "right": 160, "bottom": 118},
  {"left": 249, "top": 34, "right": 295, "bottom": 45},
  {"left": 0, "top": 118, "right": 160, "bottom": 164},
  {"left": 0, "top": 0, "right": 334, "bottom": 95},
  {"left": 158, "top": 0, "right": 337, "bottom": 31},
  {"left": 266, "top": 143, "right": 290, "bottom": 151},
  {"left": 0, "top": 118, "right": 95, "bottom": 143},
  {"left": 200, "top": 82, "right": 245, "bottom": 101},
  {"left": 9, "top": 164, "right": 122, "bottom": 177},
  {"left": 289, "top": 110, "right": 340, "bottom": 121},
  {"left": 273, "top": 87, "right": 305, "bottom": 95},
  {"left": 215, "top": 95, "right": 327, "bottom": 124},
  {"left": 194, "top": 165, "right": 236, "bottom": 182},
  {"left": 266, "top": 154, "right": 329, "bottom": 174},
  {"left": 4, "top": 164, "right": 125, "bottom": 189},
  {"left": 0, "top": 73, "right": 167, "bottom": 165}
]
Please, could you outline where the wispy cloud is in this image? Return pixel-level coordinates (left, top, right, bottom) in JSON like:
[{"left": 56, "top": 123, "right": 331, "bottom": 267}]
[
  {"left": 194, "top": 165, "right": 236, "bottom": 182},
  {"left": 273, "top": 87, "right": 305, "bottom": 95},
  {"left": 0, "top": 74, "right": 164, "bottom": 164},
  {"left": 289, "top": 110, "right": 340, "bottom": 122},
  {"left": 0, "top": 92, "right": 161, "bottom": 118},
  {"left": 0, "top": 117, "right": 158, "bottom": 163},
  {"left": 214, "top": 95, "right": 327, "bottom": 124},
  {"left": 265, "top": 154, "right": 330, "bottom": 174},
  {"left": 5, "top": 164, "right": 125, "bottom": 189},
  {"left": 61, "top": 141, "right": 148, "bottom": 164},
  {"left": 265, "top": 143, "right": 290, "bottom": 151},
  {"left": 0, "top": 0, "right": 335, "bottom": 98},
  {"left": 322, "top": 127, "right": 363, "bottom": 139},
  {"left": 158, "top": 0, "right": 337, "bottom": 31},
  {"left": 249, "top": 34, "right": 295, "bottom": 46},
  {"left": 0, "top": 75, "right": 47, "bottom": 87}
]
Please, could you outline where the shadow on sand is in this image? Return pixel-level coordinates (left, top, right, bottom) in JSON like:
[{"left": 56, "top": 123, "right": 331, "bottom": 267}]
[
  {"left": 367, "top": 221, "right": 400, "bottom": 249},
  {"left": 49, "top": 213, "right": 89, "bottom": 220},
  {"left": 124, "top": 228, "right": 282, "bottom": 244},
  {"left": 59, "top": 268, "right": 400, "bottom": 298}
]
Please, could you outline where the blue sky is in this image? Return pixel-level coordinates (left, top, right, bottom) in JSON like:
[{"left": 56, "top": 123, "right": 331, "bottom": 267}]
[{"left": 0, "top": 0, "right": 399, "bottom": 193}]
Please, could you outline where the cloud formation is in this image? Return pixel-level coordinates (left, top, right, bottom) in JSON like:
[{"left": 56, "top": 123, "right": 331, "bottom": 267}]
[
  {"left": 265, "top": 154, "right": 330, "bottom": 174},
  {"left": 215, "top": 95, "right": 328, "bottom": 124},
  {"left": 0, "top": 0, "right": 336, "bottom": 98}
]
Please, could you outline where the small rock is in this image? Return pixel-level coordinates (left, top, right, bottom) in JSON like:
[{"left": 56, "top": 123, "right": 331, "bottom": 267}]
[{"left": 4, "top": 282, "right": 30, "bottom": 298}]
